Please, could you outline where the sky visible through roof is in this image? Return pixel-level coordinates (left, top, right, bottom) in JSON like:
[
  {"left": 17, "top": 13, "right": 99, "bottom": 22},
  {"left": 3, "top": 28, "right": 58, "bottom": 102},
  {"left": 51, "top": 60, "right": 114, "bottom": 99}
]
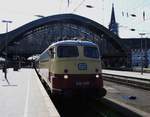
[{"left": 0, "top": 0, "right": 150, "bottom": 38}]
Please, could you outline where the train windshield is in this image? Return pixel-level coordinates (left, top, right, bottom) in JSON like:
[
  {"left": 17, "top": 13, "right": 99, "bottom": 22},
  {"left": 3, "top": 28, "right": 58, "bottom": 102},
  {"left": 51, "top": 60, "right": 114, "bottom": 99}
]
[
  {"left": 84, "top": 46, "right": 99, "bottom": 58},
  {"left": 57, "top": 45, "right": 79, "bottom": 58}
]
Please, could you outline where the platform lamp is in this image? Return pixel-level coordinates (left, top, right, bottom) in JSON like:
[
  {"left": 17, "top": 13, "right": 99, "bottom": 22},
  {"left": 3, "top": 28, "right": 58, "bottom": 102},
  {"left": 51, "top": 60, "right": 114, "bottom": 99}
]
[
  {"left": 1, "top": 20, "right": 12, "bottom": 83},
  {"left": 139, "top": 32, "right": 145, "bottom": 75},
  {"left": 2, "top": 20, "right": 12, "bottom": 33}
]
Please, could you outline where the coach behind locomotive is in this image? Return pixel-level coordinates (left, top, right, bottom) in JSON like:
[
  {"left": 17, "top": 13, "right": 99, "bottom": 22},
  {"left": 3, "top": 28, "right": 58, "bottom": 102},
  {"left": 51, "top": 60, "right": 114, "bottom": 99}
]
[{"left": 37, "top": 40, "right": 106, "bottom": 98}]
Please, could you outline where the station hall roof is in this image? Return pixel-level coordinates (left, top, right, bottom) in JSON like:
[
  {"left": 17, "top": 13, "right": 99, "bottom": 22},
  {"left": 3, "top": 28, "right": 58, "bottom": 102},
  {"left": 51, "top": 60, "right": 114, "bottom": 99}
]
[{"left": 0, "top": 13, "right": 126, "bottom": 57}]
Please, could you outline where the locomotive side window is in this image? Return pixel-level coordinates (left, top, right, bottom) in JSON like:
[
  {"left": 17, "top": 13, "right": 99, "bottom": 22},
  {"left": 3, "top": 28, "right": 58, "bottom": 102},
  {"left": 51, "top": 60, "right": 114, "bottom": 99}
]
[
  {"left": 57, "top": 45, "right": 79, "bottom": 58},
  {"left": 84, "top": 46, "right": 99, "bottom": 58}
]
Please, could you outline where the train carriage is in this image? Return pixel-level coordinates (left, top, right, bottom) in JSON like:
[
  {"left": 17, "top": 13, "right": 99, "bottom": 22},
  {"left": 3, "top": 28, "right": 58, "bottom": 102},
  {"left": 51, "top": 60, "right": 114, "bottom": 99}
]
[{"left": 37, "top": 40, "right": 106, "bottom": 97}]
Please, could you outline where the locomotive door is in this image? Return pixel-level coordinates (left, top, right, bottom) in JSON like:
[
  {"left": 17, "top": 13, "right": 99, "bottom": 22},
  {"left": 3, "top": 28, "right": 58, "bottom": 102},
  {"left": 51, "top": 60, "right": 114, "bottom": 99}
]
[{"left": 48, "top": 47, "right": 55, "bottom": 82}]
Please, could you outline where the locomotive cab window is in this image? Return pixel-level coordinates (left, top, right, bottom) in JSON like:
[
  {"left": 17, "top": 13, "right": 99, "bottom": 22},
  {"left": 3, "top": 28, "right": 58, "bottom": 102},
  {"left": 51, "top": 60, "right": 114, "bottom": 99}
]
[
  {"left": 84, "top": 46, "right": 99, "bottom": 58},
  {"left": 57, "top": 45, "right": 79, "bottom": 58}
]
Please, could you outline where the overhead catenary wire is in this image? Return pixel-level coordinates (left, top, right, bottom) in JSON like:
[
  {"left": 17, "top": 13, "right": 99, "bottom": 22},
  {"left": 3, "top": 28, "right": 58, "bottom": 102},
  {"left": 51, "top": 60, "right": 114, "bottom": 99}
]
[
  {"left": 72, "top": 0, "right": 86, "bottom": 13},
  {"left": 121, "top": 0, "right": 150, "bottom": 15},
  {"left": 67, "top": 0, "right": 70, "bottom": 7},
  {"left": 119, "top": 1, "right": 150, "bottom": 31},
  {"left": 121, "top": 0, "right": 150, "bottom": 20}
]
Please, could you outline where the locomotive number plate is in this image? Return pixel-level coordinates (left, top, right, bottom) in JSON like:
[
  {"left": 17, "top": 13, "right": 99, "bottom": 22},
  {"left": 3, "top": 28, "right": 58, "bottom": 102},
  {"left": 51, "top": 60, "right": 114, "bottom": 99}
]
[
  {"left": 76, "top": 81, "right": 90, "bottom": 86},
  {"left": 78, "top": 63, "right": 87, "bottom": 70}
]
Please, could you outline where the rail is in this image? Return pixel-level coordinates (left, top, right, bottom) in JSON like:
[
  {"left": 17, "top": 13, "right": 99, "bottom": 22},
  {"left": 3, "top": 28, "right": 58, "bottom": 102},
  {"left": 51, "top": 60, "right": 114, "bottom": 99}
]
[
  {"left": 102, "top": 73, "right": 150, "bottom": 90},
  {"left": 87, "top": 97, "right": 150, "bottom": 117},
  {"left": 34, "top": 67, "right": 149, "bottom": 117}
]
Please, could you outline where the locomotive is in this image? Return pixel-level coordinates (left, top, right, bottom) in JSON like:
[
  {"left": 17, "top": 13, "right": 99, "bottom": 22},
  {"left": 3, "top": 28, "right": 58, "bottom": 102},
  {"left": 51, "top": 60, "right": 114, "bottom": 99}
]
[{"left": 37, "top": 40, "right": 106, "bottom": 98}]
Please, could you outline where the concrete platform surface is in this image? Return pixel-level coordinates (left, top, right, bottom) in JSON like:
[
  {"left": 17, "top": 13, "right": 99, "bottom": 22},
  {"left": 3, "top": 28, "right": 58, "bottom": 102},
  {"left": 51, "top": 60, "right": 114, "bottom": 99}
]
[
  {"left": 0, "top": 68, "right": 60, "bottom": 117},
  {"left": 102, "top": 69, "right": 150, "bottom": 80}
]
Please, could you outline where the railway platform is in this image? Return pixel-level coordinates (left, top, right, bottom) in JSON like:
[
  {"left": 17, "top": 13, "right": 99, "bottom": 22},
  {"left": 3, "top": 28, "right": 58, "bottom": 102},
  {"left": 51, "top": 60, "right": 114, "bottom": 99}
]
[
  {"left": 102, "top": 69, "right": 150, "bottom": 80},
  {"left": 0, "top": 68, "right": 60, "bottom": 117},
  {"left": 102, "top": 69, "right": 150, "bottom": 114}
]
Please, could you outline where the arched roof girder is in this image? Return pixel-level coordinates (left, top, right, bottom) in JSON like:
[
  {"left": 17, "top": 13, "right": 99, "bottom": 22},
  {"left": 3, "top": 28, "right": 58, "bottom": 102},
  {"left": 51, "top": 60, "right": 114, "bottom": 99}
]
[{"left": 0, "top": 13, "right": 125, "bottom": 53}]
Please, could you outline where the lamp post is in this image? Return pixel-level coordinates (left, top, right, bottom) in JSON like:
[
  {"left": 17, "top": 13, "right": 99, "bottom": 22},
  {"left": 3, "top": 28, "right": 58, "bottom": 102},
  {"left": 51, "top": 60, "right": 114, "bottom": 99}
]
[
  {"left": 1, "top": 20, "right": 12, "bottom": 83},
  {"left": 2, "top": 20, "right": 12, "bottom": 33},
  {"left": 139, "top": 33, "right": 145, "bottom": 75}
]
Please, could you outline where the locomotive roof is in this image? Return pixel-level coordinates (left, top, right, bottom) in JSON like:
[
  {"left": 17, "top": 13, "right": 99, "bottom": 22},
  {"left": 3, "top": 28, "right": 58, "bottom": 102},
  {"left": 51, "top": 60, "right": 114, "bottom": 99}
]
[
  {"left": 37, "top": 40, "right": 98, "bottom": 60},
  {"left": 49, "top": 40, "right": 97, "bottom": 47}
]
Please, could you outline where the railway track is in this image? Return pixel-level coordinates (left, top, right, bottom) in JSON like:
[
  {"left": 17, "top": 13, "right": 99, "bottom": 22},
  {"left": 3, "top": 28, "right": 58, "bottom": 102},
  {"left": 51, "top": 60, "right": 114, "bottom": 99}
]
[
  {"left": 40, "top": 76, "right": 125, "bottom": 117},
  {"left": 51, "top": 97, "right": 125, "bottom": 117},
  {"left": 35, "top": 68, "right": 149, "bottom": 117},
  {"left": 51, "top": 96, "right": 148, "bottom": 117},
  {"left": 88, "top": 97, "right": 150, "bottom": 117},
  {"left": 87, "top": 98, "right": 124, "bottom": 117},
  {"left": 43, "top": 81, "right": 149, "bottom": 117},
  {"left": 102, "top": 73, "right": 150, "bottom": 90}
]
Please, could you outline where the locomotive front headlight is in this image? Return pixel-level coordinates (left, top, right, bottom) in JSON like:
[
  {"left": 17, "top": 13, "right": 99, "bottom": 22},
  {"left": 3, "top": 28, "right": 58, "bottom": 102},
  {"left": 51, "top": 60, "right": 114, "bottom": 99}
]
[
  {"left": 96, "top": 74, "right": 99, "bottom": 78},
  {"left": 64, "top": 75, "right": 69, "bottom": 79}
]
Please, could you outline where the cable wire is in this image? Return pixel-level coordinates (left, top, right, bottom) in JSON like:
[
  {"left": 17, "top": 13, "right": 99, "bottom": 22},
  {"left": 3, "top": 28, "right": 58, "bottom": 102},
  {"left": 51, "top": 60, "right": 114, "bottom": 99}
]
[{"left": 72, "top": 0, "right": 86, "bottom": 13}]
